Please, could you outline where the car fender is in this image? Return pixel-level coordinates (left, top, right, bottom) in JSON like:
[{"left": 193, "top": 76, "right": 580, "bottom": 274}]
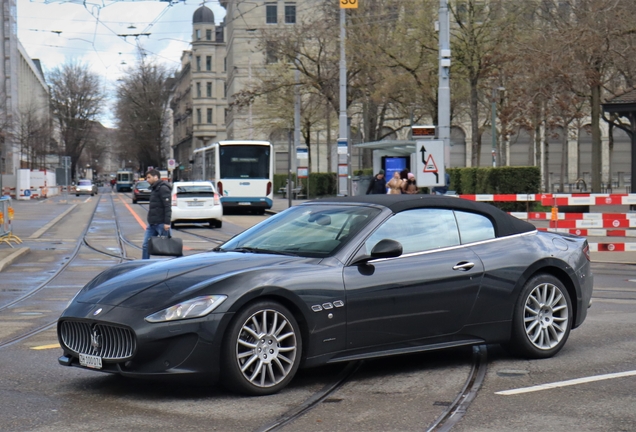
[{"left": 210, "top": 266, "right": 348, "bottom": 362}]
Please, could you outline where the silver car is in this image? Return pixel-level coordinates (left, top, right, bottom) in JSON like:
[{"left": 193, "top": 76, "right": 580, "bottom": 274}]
[{"left": 75, "top": 179, "right": 98, "bottom": 196}]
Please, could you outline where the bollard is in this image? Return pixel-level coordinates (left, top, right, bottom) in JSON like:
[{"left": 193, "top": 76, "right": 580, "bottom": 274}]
[{"left": 550, "top": 199, "right": 558, "bottom": 229}]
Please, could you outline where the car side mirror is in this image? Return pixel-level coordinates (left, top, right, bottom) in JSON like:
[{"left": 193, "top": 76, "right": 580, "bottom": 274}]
[
  {"left": 370, "top": 239, "right": 403, "bottom": 259},
  {"left": 351, "top": 239, "right": 403, "bottom": 265}
]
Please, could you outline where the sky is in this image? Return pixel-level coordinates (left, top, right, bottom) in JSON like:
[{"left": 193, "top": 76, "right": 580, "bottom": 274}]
[{"left": 17, "top": 0, "right": 227, "bottom": 127}]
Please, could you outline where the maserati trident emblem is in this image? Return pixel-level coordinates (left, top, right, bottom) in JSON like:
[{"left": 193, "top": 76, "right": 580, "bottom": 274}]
[
  {"left": 90, "top": 328, "right": 102, "bottom": 351},
  {"left": 93, "top": 308, "right": 102, "bottom": 316}
]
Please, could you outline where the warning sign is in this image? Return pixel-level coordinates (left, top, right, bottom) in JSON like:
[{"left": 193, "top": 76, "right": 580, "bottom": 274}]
[{"left": 415, "top": 140, "right": 445, "bottom": 187}]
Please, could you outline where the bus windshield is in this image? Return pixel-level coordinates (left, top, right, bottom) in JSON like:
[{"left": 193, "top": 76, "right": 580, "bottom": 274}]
[{"left": 219, "top": 145, "right": 270, "bottom": 179}]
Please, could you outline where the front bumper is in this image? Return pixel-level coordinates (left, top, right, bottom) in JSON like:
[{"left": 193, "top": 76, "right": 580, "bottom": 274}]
[
  {"left": 221, "top": 196, "right": 273, "bottom": 209},
  {"left": 57, "top": 303, "right": 233, "bottom": 382}
]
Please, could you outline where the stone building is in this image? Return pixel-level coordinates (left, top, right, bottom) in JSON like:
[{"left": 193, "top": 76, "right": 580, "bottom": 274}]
[
  {"left": 1, "top": 0, "right": 51, "bottom": 191},
  {"left": 170, "top": 5, "right": 227, "bottom": 180}
]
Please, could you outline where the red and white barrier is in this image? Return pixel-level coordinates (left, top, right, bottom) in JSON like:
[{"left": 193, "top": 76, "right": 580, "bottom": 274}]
[
  {"left": 540, "top": 194, "right": 636, "bottom": 206},
  {"left": 512, "top": 212, "right": 636, "bottom": 221},
  {"left": 588, "top": 243, "right": 636, "bottom": 252},
  {"left": 457, "top": 193, "right": 636, "bottom": 205},
  {"left": 538, "top": 228, "right": 636, "bottom": 237},
  {"left": 459, "top": 194, "right": 538, "bottom": 202}
]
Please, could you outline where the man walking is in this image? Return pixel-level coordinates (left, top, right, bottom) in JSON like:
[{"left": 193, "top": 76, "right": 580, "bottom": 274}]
[
  {"left": 142, "top": 169, "right": 172, "bottom": 259},
  {"left": 366, "top": 169, "right": 387, "bottom": 194}
]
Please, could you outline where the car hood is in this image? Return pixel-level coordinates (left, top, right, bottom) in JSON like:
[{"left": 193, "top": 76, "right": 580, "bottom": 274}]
[{"left": 74, "top": 251, "right": 312, "bottom": 308}]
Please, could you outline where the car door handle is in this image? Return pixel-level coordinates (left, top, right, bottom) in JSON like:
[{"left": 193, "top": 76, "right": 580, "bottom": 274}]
[{"left": 453, "top": 261, "right": 475, "bottom": 271}]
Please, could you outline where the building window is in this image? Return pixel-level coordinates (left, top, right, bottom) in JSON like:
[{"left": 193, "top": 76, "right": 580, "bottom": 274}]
[
  {"left": 196, "top": 109, "right": 201, "bottom": 124},
  {"left": 196, "top": 29, "right": 201, "bottom": 40},
  {"left": 216, "top": 27, "right": 224, "bottom": 43},
  {"left": 206, "top": 29, "right": 212, "bottom": 41},
  {"left": 207, "top": 108, "right": 213, "bottom": 124},
  {"left": 206, "top": 56, "right": 212, "bottom": 71},
  {"left": 196, "top": 56, "right": 201, "bottom": 71},
  {"left": 225, "top": 108, "right": 229, "bottom": 123},
  {"left": 285, "top": 4, "right": 296, "bottom": 24},
  {"left": 224, "top": 57, "right": 227, "bottom": 72},
  {"left": 196, "top": 82, "right": 201, "bottom": 98},
  {"left": 223, "top": 81, "right": 227, "bottom": 97},
  {"left": 266, "top": 3, "right": 277, "bottom": 24},
  {"left": 206, "top": 82, "right": 212, "bottom": 97},
  {"left": 266, "top": 41, "right": 278, "bottom": 64}
]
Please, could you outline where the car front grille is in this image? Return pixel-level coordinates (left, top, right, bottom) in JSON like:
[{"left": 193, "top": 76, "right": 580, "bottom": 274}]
[{"left": 59, "top": 321, "right": 136, "bottom": 360}]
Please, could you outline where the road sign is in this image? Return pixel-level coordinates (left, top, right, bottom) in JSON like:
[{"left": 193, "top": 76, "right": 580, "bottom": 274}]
[
  {"left": 340, "top": 0, "right": 358, "bottom": 8},
  {"left": 337, "top": 138, "right": 348, "bottom": 155},
  {"left": 415, "top": 140, "right": 445, "bottom": 187},
  {"left": 296, "top": 147, "right": 308, "bottom": 160},
  {"left": 167, "top": 159, "right": 176, "bottom": 171}
]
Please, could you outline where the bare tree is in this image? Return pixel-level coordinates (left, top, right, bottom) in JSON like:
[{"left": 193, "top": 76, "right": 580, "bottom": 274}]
[
  {"left": 115, "top": 53, "right": 172, "bottom": 173},
  {"left": 48, "top": 61, "right": 105, "bottom": 180}
]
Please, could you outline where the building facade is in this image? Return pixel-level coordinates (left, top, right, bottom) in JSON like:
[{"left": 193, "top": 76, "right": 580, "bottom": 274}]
[{"left": 170, "top": 5, "right": 227, "bottom": 180}]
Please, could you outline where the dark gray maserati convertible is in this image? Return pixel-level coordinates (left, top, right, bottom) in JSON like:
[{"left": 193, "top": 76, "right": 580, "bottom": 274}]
[{"left": 57, "top": 195, "right": 593, "bottom": 395}]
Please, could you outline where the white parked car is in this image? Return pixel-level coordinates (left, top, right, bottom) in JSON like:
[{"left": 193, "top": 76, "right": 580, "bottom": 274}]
[{"left": 171, "top": 181, "right": 223, "bottom": 228}]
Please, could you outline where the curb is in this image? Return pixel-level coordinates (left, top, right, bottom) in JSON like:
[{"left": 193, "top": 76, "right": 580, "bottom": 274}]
[
  {"left": 28, "top": 204, "right": 77, "bottom": 239},
  {"left": 0, "top": 247, "right": 30, "bottom": 272}
]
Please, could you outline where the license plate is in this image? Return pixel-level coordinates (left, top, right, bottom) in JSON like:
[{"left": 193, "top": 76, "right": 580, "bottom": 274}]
[
  {"left": 79, "top": 353, "right": 102, "bottom": 369},
  {"left": 187, "top": 201, "right": 204, "bottom": 207},
  {"left": 238, "top": 202, "right": 251, "bottom": 206}
]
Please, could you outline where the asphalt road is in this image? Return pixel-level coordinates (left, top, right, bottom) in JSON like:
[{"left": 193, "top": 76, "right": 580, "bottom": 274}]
[{"left": 0, "top": 191, "right": 634, "bottom": 431}]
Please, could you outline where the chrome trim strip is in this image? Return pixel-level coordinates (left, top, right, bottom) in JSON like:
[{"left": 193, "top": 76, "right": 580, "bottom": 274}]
[{"left": 365, "top": 230, "right": 538, "bottom": 263}]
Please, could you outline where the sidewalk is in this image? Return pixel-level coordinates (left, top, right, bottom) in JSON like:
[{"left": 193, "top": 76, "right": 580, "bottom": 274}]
[{"left": 0, "top": 196, "right": 78, "bottom": 272}]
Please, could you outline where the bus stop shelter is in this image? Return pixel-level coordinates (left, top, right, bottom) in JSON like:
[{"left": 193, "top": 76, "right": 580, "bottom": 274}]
[{"left": 602, "top": 88, "right": 636, "bottom": 194}]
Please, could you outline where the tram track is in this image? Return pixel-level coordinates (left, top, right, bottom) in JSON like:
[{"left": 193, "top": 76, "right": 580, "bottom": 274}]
[
  {"left": 0, "top": 193, "right": 131, "bottom": 350},
  {"left": 251, "top": 346, "right": 487, "bottom": 432}
]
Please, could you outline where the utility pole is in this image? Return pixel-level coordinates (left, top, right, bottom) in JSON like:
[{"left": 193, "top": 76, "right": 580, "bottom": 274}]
[
  {"left": 338, "top": 0, "right": 357, "bottom": 195},
  {"left": 438, "top": 0, "right": 451, "bottom": 164}
]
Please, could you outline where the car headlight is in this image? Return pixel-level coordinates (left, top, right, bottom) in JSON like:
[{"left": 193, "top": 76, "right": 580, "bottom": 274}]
[{"left": 145, "top": 295, "right": 227, "bottom": 323}]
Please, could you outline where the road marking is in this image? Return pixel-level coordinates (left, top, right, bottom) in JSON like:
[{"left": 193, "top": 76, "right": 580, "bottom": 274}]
[
  {"left": 117, "top": 196, "right": 147, "bottom": 230},
  {"left": 31, "top": 343, "right": 60, "bottom": 350},
  {"left": 117, "top": 195, "right": 192, "bottom": 251},
  {"left": 629, "top": 279, "right": 636, "bottom": 283},
  {"left": 495, "top": 370, "right": 636, "bottom": 395}
]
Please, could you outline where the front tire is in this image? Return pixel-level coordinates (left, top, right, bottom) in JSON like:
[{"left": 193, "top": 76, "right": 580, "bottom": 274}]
[
  {"left": 505, "top": 274, "right": 572, "bottom": 359},
  {"left": 221, "top": 301, "right": 302, "bottom": 396}
]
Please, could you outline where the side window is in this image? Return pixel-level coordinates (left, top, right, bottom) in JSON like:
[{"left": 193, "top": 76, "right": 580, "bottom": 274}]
[
  {"left": 455, "top": 211, "right": 495, "bottom": 244},
  {"left": 364, "top": 209, "right": 460, "bottom": 255}
]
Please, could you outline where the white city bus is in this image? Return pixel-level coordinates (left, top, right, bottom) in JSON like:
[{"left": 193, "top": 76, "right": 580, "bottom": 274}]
[{"left": 192, "top": 140, "right": 274, "bottom": 213}]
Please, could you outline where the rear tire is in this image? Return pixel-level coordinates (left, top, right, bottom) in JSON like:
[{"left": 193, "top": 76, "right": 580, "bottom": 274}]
[
  {"left": 132, "top": 198, "right": 137, "bottom": 204},
  {"left": 504, "top": 274, "right": 572, "bottom": 359},
  {"left": 209, "top": 219, "right": 222, "bottom": 229},
  {"left": 221, "top": 301, "right": 301, "bottom": 396}
]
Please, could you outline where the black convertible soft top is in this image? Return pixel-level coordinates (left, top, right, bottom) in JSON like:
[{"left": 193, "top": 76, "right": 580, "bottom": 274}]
[{"left": 307, "top": 194, "right": 536, "bottom": 238}]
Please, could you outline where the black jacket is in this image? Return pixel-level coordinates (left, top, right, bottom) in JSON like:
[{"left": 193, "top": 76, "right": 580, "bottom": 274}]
[
  {"left": 147, "top": 180, "right": 172, "bottom": 225},
  {"left": 366, "top": 175, "right": 387, "bottom": 194}
]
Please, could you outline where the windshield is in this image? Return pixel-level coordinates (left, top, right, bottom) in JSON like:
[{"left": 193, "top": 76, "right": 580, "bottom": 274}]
[
  {"left": 219, "top": 145, "right": 270, "bottom": 179},
  {"left": 135, "top": 181, "right": 150, "bottom": 189},
  {"left": 220, "top": 204, "right": 380, "bottom": 258},
  {"left": 78, "top": 180, "right": 92, "bottom": 186}
]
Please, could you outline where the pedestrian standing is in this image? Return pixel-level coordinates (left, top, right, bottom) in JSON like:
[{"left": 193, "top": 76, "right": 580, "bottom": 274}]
[
  {"left": 403, "top": 173, "right": 419, "bottom": 194},
  {"left": 366, "top": 169, "right": 387, "bottom": 194},
  {"left": 142, "top": 169, "right": 172, "bottom": 259},
  {"left": 386, "top": 171, "right": 404, "bottom": 194}
]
